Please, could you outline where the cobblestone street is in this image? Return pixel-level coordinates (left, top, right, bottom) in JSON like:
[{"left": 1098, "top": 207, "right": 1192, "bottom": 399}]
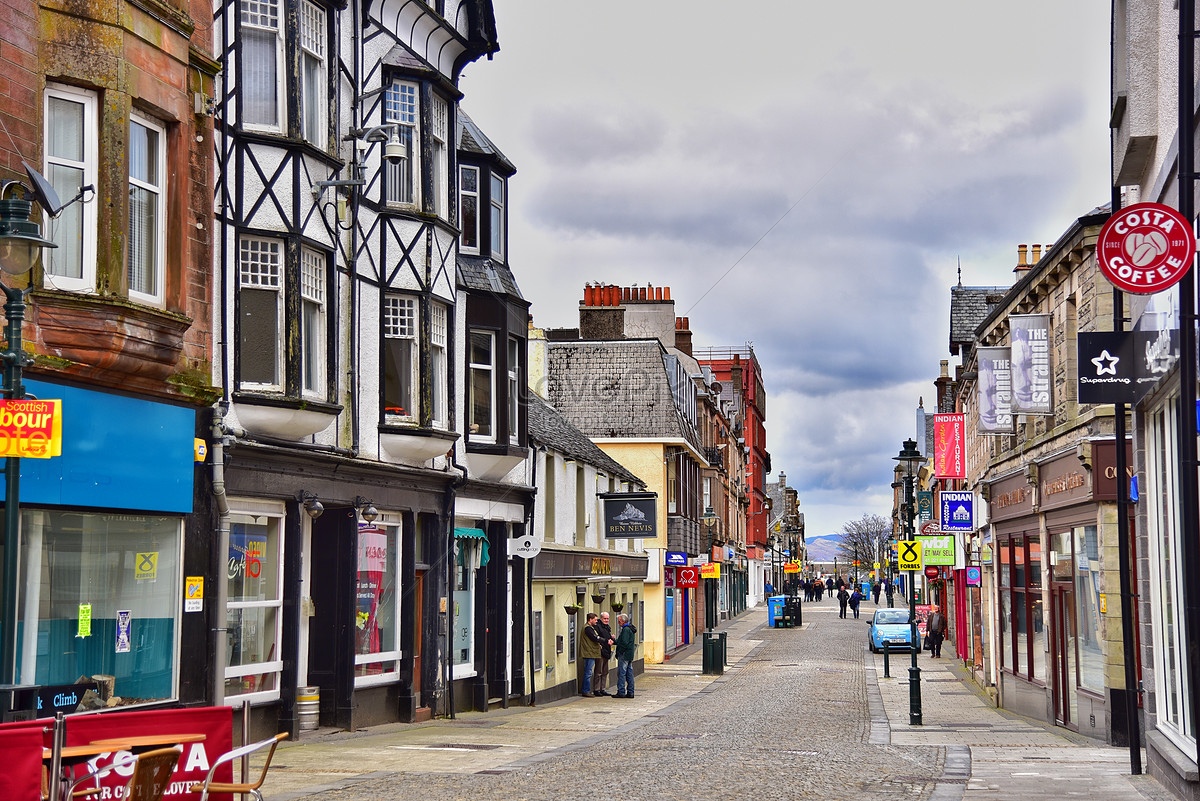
[{"left": 260, "top": 598, "right": 1171, "bottom": 801}]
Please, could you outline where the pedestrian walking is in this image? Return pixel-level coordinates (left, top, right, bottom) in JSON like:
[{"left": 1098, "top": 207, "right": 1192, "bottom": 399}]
[
  {"left": 926, "top": 604, "right": 949, "bottom": 658},
  {"left": 849, "top": 586, "right": 863, "bottom": 619},
  {"left": 814, "top": 581, "right": 823, "bottom": 601},
  {"left": 804, "top": 579, "right": 813, "bottom": 602},
  {"left": 614, "top": 613, "right": 637, "bottom": 698},
  {"left": 595, "top": 612, "right": 615, "bottom": 695},
  {"left": 765, "top": 579, "right": 775, "bottom": 596},
  {"left": 825, "top": 577, "right": 834, "bottom": 597},
  {"left": 580, "top": 613, "right": 604, "bottom": 696},
  {"left": 837, "top": 585, "right": 849, "bottom": 619},
  {"left": 872, "top": 581, "right": 881, "bottom": 605}
]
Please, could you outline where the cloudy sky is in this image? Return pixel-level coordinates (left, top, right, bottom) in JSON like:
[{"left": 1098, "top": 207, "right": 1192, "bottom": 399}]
[{"left": 458, "top": 2, "right": 1112, "bottom": 538}]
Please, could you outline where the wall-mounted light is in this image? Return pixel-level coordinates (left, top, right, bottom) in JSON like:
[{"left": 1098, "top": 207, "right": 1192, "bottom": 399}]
[
  {"left": 355, "top": 496, "right": 379, "bottom": 523},
  {"left": 298, "top": 491, "right": 324, "bottom": 519}
]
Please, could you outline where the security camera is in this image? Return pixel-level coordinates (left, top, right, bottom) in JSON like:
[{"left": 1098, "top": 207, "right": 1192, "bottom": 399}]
[{"left": 383, "top": 130, "right": 407, "bottom": 164}]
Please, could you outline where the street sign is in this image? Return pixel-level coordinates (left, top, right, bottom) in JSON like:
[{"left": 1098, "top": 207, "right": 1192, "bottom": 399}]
[
  {"left": 925, "top": 566, "right": 940, "bottom": 579},
  {"left": 898, "top": 540, "right": 923, "bottom": 571},
  {"left": 677, "top": 566, "right": 700, "bottom": 588}
]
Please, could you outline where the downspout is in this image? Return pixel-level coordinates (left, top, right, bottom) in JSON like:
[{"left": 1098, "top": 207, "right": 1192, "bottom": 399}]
[
  {"left": 443, "top": 453, "right": 468, "bottom": 718},
  {"left": 524, "top": 447, "right": 539, "bottom": 706},
  {"left": 347, "top": 0, "right": 361, "bottom": 457},
  {"left": 210, "top": 403, "right": 237, "bottom": 707}
]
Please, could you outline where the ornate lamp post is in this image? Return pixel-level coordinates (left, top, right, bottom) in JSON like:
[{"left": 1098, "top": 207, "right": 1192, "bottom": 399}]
[
  {"left": 0, "top": 179, "right": 56, "bottom": 684},
  {"left": 894, "top": 438, "right": 923, "bottom": 726}
]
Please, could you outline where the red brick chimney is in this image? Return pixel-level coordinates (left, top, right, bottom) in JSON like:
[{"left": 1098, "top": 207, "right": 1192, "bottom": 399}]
[
  {"left": 675, "top": 316, "right": 693, "bottom": 356},
  {"left": 579, "top": 283, "right": 626, "bottom": 339}
]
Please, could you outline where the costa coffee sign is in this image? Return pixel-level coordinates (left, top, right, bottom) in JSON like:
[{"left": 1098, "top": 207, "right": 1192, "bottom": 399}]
[{"left": 1097, "top": 203, "right": 1195, "bottom": 294}]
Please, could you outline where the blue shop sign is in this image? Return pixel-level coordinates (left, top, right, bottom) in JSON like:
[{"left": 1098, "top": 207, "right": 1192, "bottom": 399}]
[
  {"left": 941, "top": 491, "right": 973, "bottom": 532},
  {"left": 0, "top": 380, "right": 196, "bottom": 513},
  {"left": 665, "top": 551, "right": 688, "bottom": 566}
]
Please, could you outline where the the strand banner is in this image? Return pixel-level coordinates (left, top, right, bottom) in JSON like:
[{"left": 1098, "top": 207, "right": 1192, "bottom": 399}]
[
  {"left": 977, "top": 347, "right": 1014, "bottom": 434},
  {"left": 933, "top": 413, "right": 966, "bottom": 479},
  {"left": 1010, "top": 314, "right": 1052, "bottom": 415}
]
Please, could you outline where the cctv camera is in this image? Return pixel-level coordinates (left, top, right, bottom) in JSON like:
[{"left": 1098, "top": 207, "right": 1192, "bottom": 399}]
[{"left": 383, "top": 131, "right": 407, "bottom": 164}]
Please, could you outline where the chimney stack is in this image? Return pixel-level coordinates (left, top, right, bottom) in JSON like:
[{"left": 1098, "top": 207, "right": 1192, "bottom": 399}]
[
  {"left": 674, "top": 316, "right": 692, "bottom": 356},
  {"left": 578, "top": 283, "right": 626, "bottom": 339},
  {"left": 1015, "top": 244, "right": 1031, "bottom": 276}
]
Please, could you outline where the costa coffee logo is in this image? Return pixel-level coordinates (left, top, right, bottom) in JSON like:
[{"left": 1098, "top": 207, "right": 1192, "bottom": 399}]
[{"left": 1097, "top": 203, "right": 1195, "bottom": 294}]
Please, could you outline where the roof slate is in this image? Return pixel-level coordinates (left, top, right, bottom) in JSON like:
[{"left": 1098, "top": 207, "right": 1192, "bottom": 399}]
[
  {"left": 458, "top": 109, "right": 516, "bottom": 173},
  {"left": 950, "top": 285, "right": 1009, "bottom": 354},
  {"left": 527, "top": 395, "right": 643, "bottom": 485},
  {"left": 457, "top": 255, "right": 524, "bottom": 300}
]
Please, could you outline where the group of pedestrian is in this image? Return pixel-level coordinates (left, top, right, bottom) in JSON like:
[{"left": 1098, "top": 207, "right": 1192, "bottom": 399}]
[
  {"left": 836, "top": 583, "right": 865, "bottom": 619},
  {"left": 580, "top": 611, "right": 638, "bottom": 698}
]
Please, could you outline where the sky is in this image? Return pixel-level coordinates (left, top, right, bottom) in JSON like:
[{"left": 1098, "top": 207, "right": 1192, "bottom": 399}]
[{"left": 458, "top": 1, "right": 1112, "bottom": 539}]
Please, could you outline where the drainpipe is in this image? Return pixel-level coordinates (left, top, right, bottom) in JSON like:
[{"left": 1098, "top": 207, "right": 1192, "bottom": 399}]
[
  {"left": 443, "top": 453, "right": 468, "bottom": 718},
  {"left": 210, "top": 402, "right": 235, "bottom": 707}
]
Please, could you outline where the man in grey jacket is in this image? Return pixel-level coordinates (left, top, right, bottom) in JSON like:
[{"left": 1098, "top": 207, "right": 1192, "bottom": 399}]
[{"left": 614, "top": 613, "right": 638, "bottom": 698}]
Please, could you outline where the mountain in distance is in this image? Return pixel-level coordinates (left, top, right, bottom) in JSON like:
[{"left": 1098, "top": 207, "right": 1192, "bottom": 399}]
[{"left": 804, "top": 534, "right": 843, "bottom": 562}]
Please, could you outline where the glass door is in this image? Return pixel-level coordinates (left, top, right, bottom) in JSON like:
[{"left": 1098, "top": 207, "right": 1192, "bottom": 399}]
[{"left": 1051, "top": 585, "right": 1078, "bottom": 728}]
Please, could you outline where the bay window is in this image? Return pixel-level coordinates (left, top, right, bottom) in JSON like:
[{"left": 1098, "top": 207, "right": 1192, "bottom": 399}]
[
  {"left": 468, "top": 331, "right": 494, "bottom": 440},
  {"left": 383, "top": 295, "right": 418, "bottom": 421},
  {"left": 507, "top": 337, "right": 520, "bottom": 443},
  {"left": 299, "top": 0, "right": 326, "bottom": 145},
  {"left": 127, "top": 114, "right": 166, "bottom": 304},
  {"left": 225, "top": 508, "right": 283, "bottom": 701},
  {"left": 238, "top": 237, "right": 283, "bottom": 389},
  {"left": 431, "top": 96, "right": 448, "bottom": 217},
  {"left": 240, "top": 0, "right": 283, "bottom": 130},
  {"left": 355, "top": 518, "right": 401, "bottom": 685},
  {"left": 44, "top": 84, "right": 98, "bottom": 291},
  {"left": 490, "top": 174, "right": 505, "bottom": 258},
  {"left": 300, "top": 248, "right": 326, "bottom": 395},
  {"left": 432, "top": 303, "right": 448, "bottom": 428},
  {"left": 384, "top": 81, "right": 419, "bottom": 205},
  {"left": 460, "top": 166, "right": 479, "bottom": 252}
]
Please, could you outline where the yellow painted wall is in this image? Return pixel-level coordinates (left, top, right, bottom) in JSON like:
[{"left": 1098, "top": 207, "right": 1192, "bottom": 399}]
[{"left": 595, "top": 441, "right": 669, "bottom": 663}]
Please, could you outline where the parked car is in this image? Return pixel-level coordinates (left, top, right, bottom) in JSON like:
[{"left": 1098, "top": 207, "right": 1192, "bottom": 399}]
[{"left": 867, "top": 608, "right": 914, "bottom": 652}]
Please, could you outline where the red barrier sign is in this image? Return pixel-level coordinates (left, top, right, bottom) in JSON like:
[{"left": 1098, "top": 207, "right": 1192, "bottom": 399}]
[{"left": 1097, "top": 203, "right": 1195, "bottom": 294}]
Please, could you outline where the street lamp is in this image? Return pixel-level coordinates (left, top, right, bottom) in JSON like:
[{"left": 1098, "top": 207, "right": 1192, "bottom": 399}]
[
  {"left": 702, "top": 506, "right": 718, "bottom": 630},
  {"left": 0, "top": 178, "right": 57, "bottom": 684},
  {"left": 894, "top": 437, "right": 923, "bottom": 726}
]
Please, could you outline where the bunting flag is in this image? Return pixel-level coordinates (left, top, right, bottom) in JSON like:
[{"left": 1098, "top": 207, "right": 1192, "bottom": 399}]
[{"left": 933, "top": 413, "right": 966, "bottom": 479}]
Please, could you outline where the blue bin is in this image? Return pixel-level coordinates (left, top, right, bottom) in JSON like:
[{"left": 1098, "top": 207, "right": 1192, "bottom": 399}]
[{"left": 767, "top": 595, "right": 786, "bottom": 627}]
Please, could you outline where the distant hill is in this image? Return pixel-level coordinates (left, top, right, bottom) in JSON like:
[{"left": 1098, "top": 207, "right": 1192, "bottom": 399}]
[{"left": 805, "top": 534, "right": 843, "bottom": 562}]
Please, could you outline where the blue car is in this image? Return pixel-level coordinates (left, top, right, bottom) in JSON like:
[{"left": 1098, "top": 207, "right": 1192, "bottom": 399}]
[{"left": 867, "top": 608, "right": 914, "bottom": 652}]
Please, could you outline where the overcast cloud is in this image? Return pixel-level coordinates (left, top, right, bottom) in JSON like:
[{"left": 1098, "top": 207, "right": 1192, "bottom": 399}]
[{"left": 459, "top": 1, "right": 1111, "bottom": 537}]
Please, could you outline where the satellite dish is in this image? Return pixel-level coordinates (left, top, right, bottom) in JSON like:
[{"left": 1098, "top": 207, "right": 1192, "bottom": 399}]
[{"left": 22, "top": 161, "right": 63, "bottom": 217}]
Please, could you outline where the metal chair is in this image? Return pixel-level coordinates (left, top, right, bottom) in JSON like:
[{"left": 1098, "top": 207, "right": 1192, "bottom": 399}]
[
  {"left": 189, "top": 732, "right": 288, "bottom": 801},
  {"left": 121, "top": 747, "right": 182, "bottom": 801},
  {"left": 60, "top": 752, "right": 143, "bottom": 801}
]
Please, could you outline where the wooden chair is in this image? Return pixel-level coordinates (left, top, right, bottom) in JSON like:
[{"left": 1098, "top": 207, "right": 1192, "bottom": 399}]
[
  {"left": 121, "top": 747, "right": 182, "bottom": 801},
  {"left": 189, "top": 732, "right": 288, "bottom": 801},
  {"left": 61, "top": 751, "right": 149, "bottom": 801}
]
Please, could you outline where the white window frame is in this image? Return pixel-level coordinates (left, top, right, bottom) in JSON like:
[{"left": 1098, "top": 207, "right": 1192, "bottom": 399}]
[
  {"left": 489, "top": 173, "right": 505, "bottom": 259},
  {"left": 383, "top": 294, "right": 419, "bottom": 422},
  {"left": 240, "top": 0, "right": 285, "bottom": 132},
  {"left": 238, "top": 236, "right": 285, "bottom": 391},
  {"left": 452, "top": 532, "right": 479, "bottom": 680},
  {"left": 127, "top": 112, "right": 167, "bottom": 306},
  {"left": 468, "top": 330, "right": 496, "bottom": 442},
  {"left": 43, "top": 84, "right": 98, "bottom": 293},
  {"left": 384, "top": 80, "right": 420, "bottom": 207},
  {"left": 299, "top": 0, "right": 326, "bottom": 146},
  {"left": 431, "top": 95, "right": 448, "bottom": 217},
  {"left": 431, "top": 302, "right": 448, "bottom": 429},
  {"left": 299, "top": 247, "right": 326, "bottom": 397},
  {"left": 508, "top": 337, "right": 520, "bottom": 444},
  {"left": 224, "top": 501, "right": 286, "bottom": 706},
  {"left": 354, "top": 513, "right": 403, "bottom": 688},
  {"left": 459, "top": 165, "right": 479, "bottom": 253}
]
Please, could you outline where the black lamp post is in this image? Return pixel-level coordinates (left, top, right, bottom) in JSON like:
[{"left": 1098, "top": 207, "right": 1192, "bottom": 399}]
[
  {"left": 0, "top": 180, "right": 56, "bottom": 685},
  {"left": 894, "top": 438, "right": 923, "bottom": 726}
]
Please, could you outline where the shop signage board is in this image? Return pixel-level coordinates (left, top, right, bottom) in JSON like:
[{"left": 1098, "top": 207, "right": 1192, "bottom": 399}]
[
  {"left": 933, "top": 414, "right": 966, "bottom": 478},
  {"left": 599, "top": 492, "right": 658, "bottom": 539},
  {"left": 783, "top": 562, "right": 800, "bottom": 573},
  {"left": 1097, "top": 202, "right": 1196, "bottom": 294},
  {"left": 185, "top": 576, "right": 203, "bottom": 612},
  {"left": 510, "top": 534, "right": 541, "bottom": 559},
  {"left": 917, "top": 491, "right": 933, "bottom": 521},
  {"left": 0, "top": 398, "right": 62, "bottom": 458},
  {"left": 940, "top": 491, "right": 973, "bottom": 531},
  {"left": 925, "top": 566, "right": 940, "bottom": 579},
  {"left": 897, "top": 540, "right": 923, "bottom": 571},
  {"left": 700, "top": 562, "right": 721, "bottom": 579},
  {"left": 915, "top": 534, "right": 955, "bottom": 566},
  {"left": 677, "top": 566, "right": 700, "bottom": 588},
  {"left": 966, "top": 566, "right": 981, "bottom": 586},
  {"left": 664, "top": 551, "right": 687, "bottom": 566}
]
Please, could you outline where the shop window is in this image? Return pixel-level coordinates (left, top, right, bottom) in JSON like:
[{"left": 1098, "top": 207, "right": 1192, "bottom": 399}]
[
  {"left": 355, "top": 519, "right": 401, "bottom": 686},
  {"left": 225, "top": 510, "right": 283, "bottom": 701},
  {"left": 17, "top": 511, "right": 182, "bottom": 705},
  {"left": 1073, "top": 526, "right": 1103, "bottom": 691},
  {"left": 43, "top": 84, "right": 98, "bottom": 292},
  {"left": 452, "top": 534, "right": 486, "bottom": 677},
  {"left": 127, "top": 113, "right": 166, "bottom": 305},
  {"left": 999, "top": 534, "right": 1042, "bottom": 681}
]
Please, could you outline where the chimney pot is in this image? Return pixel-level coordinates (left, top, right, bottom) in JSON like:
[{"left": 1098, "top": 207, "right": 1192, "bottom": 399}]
[
  {"left": 656, "top": 287, "right": 663, "bottom": 301},
  {"left": 1018, "top": 244, "right": 1028, "bottom": 266},
  {"left": 1031, "top": 244, "right": 1042, "bottom": 262},
  {"left": 683, "top": 316, "right": 689, "bottom": 329},
  {"left": 664, "top": 287, "right": 671, "bottom": 301},
  {"left": 585, "top": 284, "right": 594, "bottom": 306}
]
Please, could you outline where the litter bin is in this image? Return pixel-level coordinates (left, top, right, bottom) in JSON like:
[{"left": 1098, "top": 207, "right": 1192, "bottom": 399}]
[
  {"left": 784, "top": 597, "right": 802, "bottom": 627},
  {"left": 767, "top": 595, "right": 786, "bottom": 627},
  {"left": 702, "top": 632, "right": 724, "bottom": 675}
]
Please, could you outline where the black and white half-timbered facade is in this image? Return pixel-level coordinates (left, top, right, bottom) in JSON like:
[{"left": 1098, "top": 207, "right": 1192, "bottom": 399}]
[{"left": 210, "top": 0, "right": 503, "bottom": 734}]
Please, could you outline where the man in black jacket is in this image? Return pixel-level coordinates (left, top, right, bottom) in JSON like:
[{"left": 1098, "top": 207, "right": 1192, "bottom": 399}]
[{"left": 594, "top": 612, "right": 615, "bottom": 695}]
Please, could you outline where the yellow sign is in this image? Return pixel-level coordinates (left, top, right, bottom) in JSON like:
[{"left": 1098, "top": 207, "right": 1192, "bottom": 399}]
[
  {"left": 77, "top": 603, "right": 92, "bottom": 638},
  {"left": 135, "top": 552, "right": 159, "bottom": 581},
  {"left": 898, "top": 540, "right": 923, "bottom": 571},
  {"left": 1099, "top": 593, "right": 1107, "bottom": 614},
  {"left": 783, "top": 561, "right": 800, "bottom": 573},
  {"left": 873, "top": 562, "right": 880, "bottom": 570},
  {"left": 0, "top": 399, "right": 62, "bottom": 458},
  {"left": 700, "top": 562, "right": 721, "bottom": 579},
  {"left": 186, "top": 577, "right": 204, "bottom": 599}
]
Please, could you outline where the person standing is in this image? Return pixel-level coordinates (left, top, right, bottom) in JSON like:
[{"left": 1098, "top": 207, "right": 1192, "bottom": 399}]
[
  {"left": 594, "top": 612, "right": 615, "bottom": 695},
  {"left": 837, "top": 584, "right": 850, "bottom": 619},
  {"left": 825, "top": 577, "right": 834, "bottom": 597},
  {"left": 926, "top": 604, "right": 949, "bottom": 658},
  {"left": 580, "top": 613, "right": 604, "bottom": 696},
  {"left": 872, "top": 581, "right": 881, "bottom": 605},
  {"left": 849, "top": 586, "right": 863, "bottom": 619},
  {"left": 614, "top": 613, "right": 638, "bottom": 698}
]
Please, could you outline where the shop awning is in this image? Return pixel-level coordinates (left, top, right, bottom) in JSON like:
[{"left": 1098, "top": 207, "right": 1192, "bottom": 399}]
[{"left": 453, "top": 527, "right": 490, "bottom": 567}]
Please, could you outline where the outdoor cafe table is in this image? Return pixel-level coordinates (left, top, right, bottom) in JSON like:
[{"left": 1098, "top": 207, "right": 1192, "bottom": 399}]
[{"left": 89, "top": 732, "right": 206, "bottom": 752}]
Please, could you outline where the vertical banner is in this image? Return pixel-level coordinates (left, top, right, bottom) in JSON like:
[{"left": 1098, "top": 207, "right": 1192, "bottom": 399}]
[
  {"left": 933, "top": 413, "right": 966, "bottom": 479},
  {"left": 1010, "top": 314, "right": 1052, "bottom": 415},
  {"left": 977, "top": 346, "right": 1015, "bottom": 434}
]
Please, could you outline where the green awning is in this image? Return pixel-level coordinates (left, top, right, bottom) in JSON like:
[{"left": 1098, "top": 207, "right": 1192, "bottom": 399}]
[{"left": 453, "top": 527, "right": 490, "bottom": 567}]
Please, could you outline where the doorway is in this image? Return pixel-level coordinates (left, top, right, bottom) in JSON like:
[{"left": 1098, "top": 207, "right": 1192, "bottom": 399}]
[{"left": 1051, "top": 584, "right": 1078, "bottom": 728}]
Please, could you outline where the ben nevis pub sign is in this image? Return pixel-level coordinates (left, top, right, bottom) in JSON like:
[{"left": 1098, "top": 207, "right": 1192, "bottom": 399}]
[{"left": 599, "top": 492, "right": 658, "bottom": 539}]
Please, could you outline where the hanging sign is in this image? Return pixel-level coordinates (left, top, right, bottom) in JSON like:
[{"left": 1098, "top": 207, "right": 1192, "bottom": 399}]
[
  {"left": 940, "top": 491, "right": 973, "bottom": 532},
  {"left": 0, "top": 399, "right": 62, "bottom": 458},
  {"left": 917, "top": 491, "right": 934, "bottom": 521},
  {"left": 699, "top": 562, "right": 721, "bottom": 579},
  {"left": 1097, "top": 202, "right": 1196, "bottom": 294},
  {"left": 676, "top": 566, "right": 700, "bottom": 588},
  {"left": 510, "top": 535, "right": 542, "bottom": 559},
  {"left": 933, "top": 414, "right": 965, "bottom": 479},
  {"left": 1010, "top": 315, "right": 1052, "bottom": 415},
  {"left": 599, "top": 492, "right": 658, "bottom": 539}
]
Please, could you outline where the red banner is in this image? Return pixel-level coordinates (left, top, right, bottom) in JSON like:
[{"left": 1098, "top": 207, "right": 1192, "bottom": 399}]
[{"left": 933, "top": 413, "right": 966, "bottom": 479}]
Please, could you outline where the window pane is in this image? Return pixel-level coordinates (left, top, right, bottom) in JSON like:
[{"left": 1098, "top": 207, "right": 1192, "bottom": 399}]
[
  {"left": 242, "top": 28, "right": 278, "bottom": 126},
  {"left": 240, "top": 288, "right": 279, "bottom": 384},
  {"left": 1014, "top": 590, "right": 1027, "bottom": 677},
  {"left": 47, "top": 165, "right": 84, "bottom": 279},
  {"left": 385, "top": 127, "right": 415, "bottom": 203},
  {"left": 490, "top": 200, "right": 503, "bottom": 256},
  {"left": 302, "top": 298, "right": 322, "bottom": 392},
  {"left": 469, "top": 331, "right": 491, "bottom": 366},
  {"left": 1000, "top": 589, "right": 1012, "bottom": 670},
  {"left": 470, "top": 367, "right": 492, "bottom": 437},
  {"left": 127, "top": 185, "right": 158, "bottom": 296},
  {"left": 1030, "top": 593, "right": 1044, "bottom": 680},
  {"left": 18, "top": 511, "right": 181, "bottom": 704},
  {"left": 356, "top": 525, "right": 398, "bottom": 677},
  {"left": 453, "top": 558, "right": 473, "bottom": 666},
  {"left": 225, "top": 607, "right": 279, "bottom": 696},
  {"left": 461, "top": 195, "right": 478, "bottom": 249},
  {"left": 1075, "top": 526, "right": 1104, "bottom": 690},
  {"left": 383, "top": 339, "right": 414, "bottom": 417},
  {"left": 47, "top": 97, "right": 84, "bottom": 162},
  {"left": 129, "top": 120, "right": 156, "bottom": 184}
]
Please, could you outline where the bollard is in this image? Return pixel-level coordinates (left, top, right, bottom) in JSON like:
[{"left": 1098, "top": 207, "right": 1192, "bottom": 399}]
[{"left": 882, "top": 641, "right": 891, "bottom": 678}]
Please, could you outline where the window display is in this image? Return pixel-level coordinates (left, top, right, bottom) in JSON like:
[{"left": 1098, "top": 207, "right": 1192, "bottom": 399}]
[
  {"left": 225, "top": 512, "right": 282, "bottom": 700},
  {"left": 355, "top": 522, "right": 399, "bottom": 683}
]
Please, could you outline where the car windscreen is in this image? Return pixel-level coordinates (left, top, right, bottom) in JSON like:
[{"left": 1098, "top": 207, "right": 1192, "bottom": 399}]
[{"left": 875, "top": 611, "right": 909, "bottom": 624}]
